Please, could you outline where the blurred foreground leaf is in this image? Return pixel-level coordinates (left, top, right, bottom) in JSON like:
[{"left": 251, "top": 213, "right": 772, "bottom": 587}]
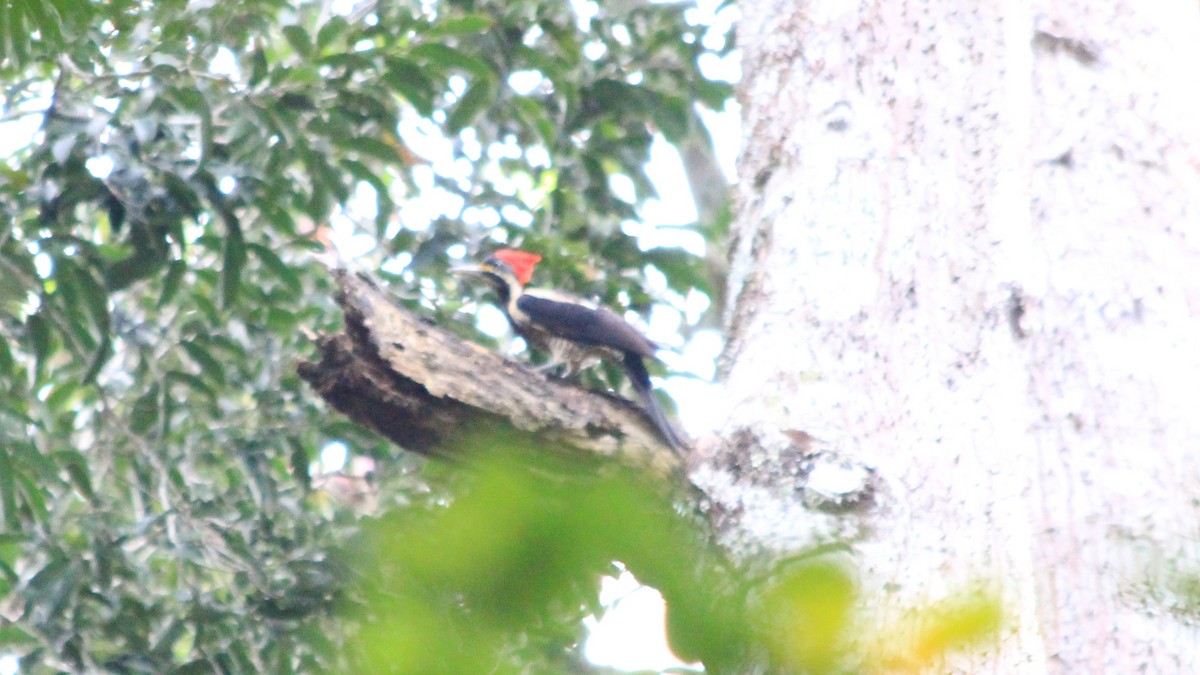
[
  {"left": 337, "top": 432, "right": 1002, "bottom": 674},
  {"left": 340, "top": 431, "right": 752, "bottom": 673}
]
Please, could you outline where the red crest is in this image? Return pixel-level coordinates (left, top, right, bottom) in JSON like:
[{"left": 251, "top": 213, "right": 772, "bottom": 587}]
[{"left": 493, "top": 249, "right": 542, "bottom": 286}]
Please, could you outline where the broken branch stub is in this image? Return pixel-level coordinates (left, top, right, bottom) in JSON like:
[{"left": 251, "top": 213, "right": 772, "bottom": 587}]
[{"left": 297, "top": 270, "right": 683, "bottom": 477}]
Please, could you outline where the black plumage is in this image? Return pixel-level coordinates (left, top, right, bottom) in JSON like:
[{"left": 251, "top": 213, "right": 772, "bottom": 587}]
[
  {"left": 452, "top": 250, "right": 685, "bottom": 450},
  {"left": 515, "top": 293, "right": 658, "bottom": 358}
]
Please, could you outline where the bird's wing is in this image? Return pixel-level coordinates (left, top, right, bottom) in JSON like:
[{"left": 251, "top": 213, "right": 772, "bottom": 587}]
[{"left": 516, "top": 292, "right": 658, "bottom": 357}]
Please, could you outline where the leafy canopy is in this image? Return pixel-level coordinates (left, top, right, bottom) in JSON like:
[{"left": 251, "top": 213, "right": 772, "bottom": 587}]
[{"left": 0, "top": 0, "right": 735, "bottom": 671}]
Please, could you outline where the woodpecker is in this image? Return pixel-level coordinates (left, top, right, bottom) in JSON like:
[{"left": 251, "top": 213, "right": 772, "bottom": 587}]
[{"left": 452, "top": 249, "right": 685, "bottom": 450}]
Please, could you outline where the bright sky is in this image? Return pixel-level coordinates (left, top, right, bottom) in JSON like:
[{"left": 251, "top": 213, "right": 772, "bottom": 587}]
[{"left": 584, "top": 570, "right": 703, "bottom": 672}]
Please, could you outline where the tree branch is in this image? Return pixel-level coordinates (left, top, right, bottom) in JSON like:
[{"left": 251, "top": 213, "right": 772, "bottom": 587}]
[{"left": 298, "top": 269, "right": 684, "bottom": 478}]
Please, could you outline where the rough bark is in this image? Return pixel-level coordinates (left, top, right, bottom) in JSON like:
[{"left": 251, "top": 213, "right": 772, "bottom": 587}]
[
  {"left": 298, "top": 269, "right": 683, "bottom": 479},
  {"left": 700, "top": 0, "right": 1200, "bottom": 672}
]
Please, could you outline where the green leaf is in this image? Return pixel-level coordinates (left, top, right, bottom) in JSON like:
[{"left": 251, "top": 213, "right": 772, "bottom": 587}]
[
  {"left": 383, "top": 57, "right": 436, "bottom": 116},
  {"left": 262, "top": 204, "right": 298, "bottom": 236},
  {"left": 0, "top": 624, "right": 36, "bottom": 649},
  {"left": 247, "top": 243, "right": 302, "bottom": 295},
  {"left": 316, "top": 52, "right": 373, "bottom": 71},
  {"left": 220, "top": 216, "right": 246, "bottom": 310},
  {"left": 643, "top": 248, "right": 712, "bottom": 296},
  {"left": 81, "top": 332, "right": 111, "bottom": 385},
  {"left": 43, "top": 381, "right": 77, "bottom": 413},
  {"left": 513, "top": 45, "right": 565, "bottom": 83},
  {"left": 15, "top": 473, "right": 48, "bottom": 525},
  {"left": 9, "top": 441, "right": 57, "bottom": 484},
  {"left": 266, "top": 306, "right": 298, "bottom": 332},
  {"left": 249, "top": 46, "right": 268, "bottom": 86},
  {"left": 129, "top": 385, "right": 160, "bottom": 436},
  {"left": 0, "top": 1, "right": 31, "bottom": 69},
  {"left": 166, "top": 84, "right": 204, "bottom": 113},
  {"left": 166, "top": 370, "right": 217, "bottom": 405},
  {"left": 158, "top": 260, "right": 187, "bottom": 308},
  {"left": 282, "top": 25, "right": 313, "bottom": 59},
  {"left": 315, "top": 16, "right": 349, "bottom": 51},
  {"left": 25, "top": 557, "right": 76, "bottom": 617},
  {"left": 23, "top": 0, "right": 64, "bottom": 49},
  {"left": 0, "top": 446, "right": 17, "bottom": 530},
  {"left": 511, "top": 96, "right": 555, "bottom": 147},
  {"left": 425, "top": 15, "right": 494, "bottom": 38},
  {"left": 26, "top": 313, "right": 53, "bottom": 384},
  {"left": 59, "top": 258, "right": 112, "bottom": 383},
  {"left": 694, "top": 79, "right": 734, "bottom": 109},
  {"left": 0, "top": 333, "right": 13, "bottom": 377},
  {"left": 336, "top": 136, "right": 403, "bottom": 165},
  {"left": 161, "top": 171, "right": 202, "bottom": 219},
  {"left": 652, "top": 92, "right": 691, "bottom": 143},
  {"left": 287, "top": 436, "right": 311, "bottom": 493},
  {"left": 46, "top": 0, "right": 92, "bottom": 33},
  {"left": 180, "top": 340, "right": 227, "bottom": 385},
  {"left": 447, "top": 78, "right": 495, "bottom": 134},
  {"left": 57, "top": 450, "right": 95, "bottom": 503},
  {"left": 409, "top": 43, "right": 492, "bottom": 80},
  {"left": 299, "top": 146, "right": 345, "bottom": 216}
]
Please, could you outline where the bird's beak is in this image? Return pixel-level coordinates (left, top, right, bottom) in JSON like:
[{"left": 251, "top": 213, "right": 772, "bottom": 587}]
[{"left": 449, "top": 263, "right": 486, "bottom": 278}]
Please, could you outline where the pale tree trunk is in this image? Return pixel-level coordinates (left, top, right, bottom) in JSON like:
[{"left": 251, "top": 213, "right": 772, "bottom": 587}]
[{"left": 694, "top": 0, "right": 1200, "bottom": 671}]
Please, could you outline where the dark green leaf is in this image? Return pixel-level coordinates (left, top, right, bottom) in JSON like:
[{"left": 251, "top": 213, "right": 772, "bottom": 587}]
[
  {"left": 0, "top": 447, "right": 17, "bottom": 530},
  {"left": 447, "top": 78, "right": 495, "bottom": 134},
  {"left": 336, "top": 136, "right": 403, "bottom": 164},
  {"left": 180, "top": 340, "right": 227, "bottom": 385},
  {"left": 46, "top": 0, "right": 92, "bottom": 32},
  {"left": 26, "top": 313, "right": 53, "bottom": 383},
  {"left": 425, "top": 15, "right": 494, "bottom": 38},
  {"left": 23, "top": 0, "right": 63, "bottom": 48},
  {"left": 158, "top": 260, "right": 187, "bottom": 308},
  {"left": 409, "top": 43, "right": 492, "bottom": 80},
  {"left": 0, "top": 333, "right": 13, "bottom": 377},
  {"left": 315, "top": 16, "right": 349, "bottom": 51},
  {"left": 81, "top": 332, "right": 112, "bottom": 385},
  {"left": 167, "top": 85, "right": 205, "bottom": 114},
  {"left": 57, "top": 450, "right": 95, "bottom": 502},
  {"left": 129, "top": 385, "right": 160, "bottom": 436},
  {"left": 161, "top": 171, "right": 202, "bottom": 219},
  {"left": 249, "top": 46, "right": 269, "bottom": 86},
  {"left": 219, "top": 216, "right": 246, "bottom": 310},
  {"left": 1, "top": 2, "right": 31, "bottom": 69},
  {"left": 9, "top": 441, "right": 57, "bottom": 484},
  {"left": 166, "top": 370, "right": 217, "bottom": 404},
  {"left": 652, "top": 93, "right": 691, "bottom": 143},
  {"left": 58, "top": 258, "right": 112, "bottom": 382},
  {"left": 15, "top": 474, "right": 48, "bottom": 524},
  {"left": 316, "top": 52, "right": 373, "bottom": 71},
  {"left": 282, "top": 25, "right": 312, "bottom": 58},
  {"left": 695, "top": 79, "right": 734, "bottom": 109},
  {"left": 299, "top": 146, "right": 345, "bottom": 214},
  {"left": 383, "top": 57, "right": 436, "bottom": 116},
  {"left": 247, "top": 243, "right": 302, "bottom": 295}
]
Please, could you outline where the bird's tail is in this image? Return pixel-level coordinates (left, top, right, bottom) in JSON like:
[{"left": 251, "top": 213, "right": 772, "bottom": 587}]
[{"left": 623, "top": 352, "right": 687, "bottom": 451}]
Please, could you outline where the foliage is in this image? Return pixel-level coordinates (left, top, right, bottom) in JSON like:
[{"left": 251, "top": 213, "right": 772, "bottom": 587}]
[
  {"left": 0, "top": 0, "right": 732, "bottom": 671},
  {"left": 342, "top": 433, "right": 1002, "bottom": 674},
  {"left": 344, "top": 435, "right": 753, "bottom": 673}
]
